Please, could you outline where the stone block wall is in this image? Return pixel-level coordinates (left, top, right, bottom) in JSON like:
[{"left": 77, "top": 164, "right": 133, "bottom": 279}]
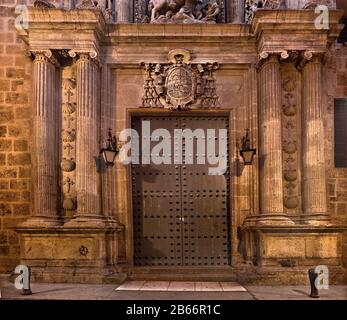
[
  {"left": 326, "top": 45, "right": 347, "bottom": 224},
  {"left": 325, "top": 44, "right": 347, "bottom": 267},
  {"left": 0, "top": 1, "right": 34, "bottom": 272}
]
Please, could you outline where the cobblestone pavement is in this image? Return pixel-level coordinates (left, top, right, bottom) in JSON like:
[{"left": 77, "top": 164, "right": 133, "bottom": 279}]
[{"left": 0, "top": 278, "right": 346, "bottom": 300}]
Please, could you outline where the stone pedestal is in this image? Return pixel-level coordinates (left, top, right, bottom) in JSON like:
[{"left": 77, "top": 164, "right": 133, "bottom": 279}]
[
  {"left": 239, "top": 225, "right": 345, "bottom": 284},
  {"left": 16, "top": 227, "right": 115, "bottom": 283},
  {"left": 257, "top": 53, "right": 294, "bottom": 226},
  {"left": 23, "top": 50, "right": 60, "bottom": 227},
  {"left": 301, "top": 53, "right": 329, "bottom": 225}
]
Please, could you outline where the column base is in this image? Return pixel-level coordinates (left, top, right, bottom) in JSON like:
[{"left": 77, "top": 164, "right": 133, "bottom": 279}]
[
  {"left": 20, "top": 217, "right": 63, "bottom": 228},
  {"left": 64, "top": 216, "right": 107, "bottom": 229},
  {"left": 254, "top": 214, "right": 295, "bottom": 227},
  {"left": 300, "top": 213, "right": 331, "bottom": 226}
]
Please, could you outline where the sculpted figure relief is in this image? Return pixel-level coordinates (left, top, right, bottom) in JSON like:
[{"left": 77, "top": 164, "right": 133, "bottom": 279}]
[{"left": 148, "top": 0, "right": 220, "bottom": 24}]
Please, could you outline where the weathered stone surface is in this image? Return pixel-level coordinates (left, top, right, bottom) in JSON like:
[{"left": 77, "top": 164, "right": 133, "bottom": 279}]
[
  {"left": 12, "top": 203, "right": 31, "bottom": 215},
  {"left": 0, "top": 168, "right": 17, "bottom": 178},
  {"left": 13, "top": 139, "right": 28, "bottom": 151},
  {"left": 0, "top": 203, "right": 12, "bottom": 216},
  {"left": 0, "top": 109, "right": 14, "bottom": 124},
  {"left": 0, "top": 191, "right": 20, "bottom": 202},
  {"left": 7, "top": 153, "right": 31, "bottom": 166},
  {"left": 265, "top": 237, "right": 306, "bottom": 258},
  {"left": 0, "top": 126, "right": 7, "bottom": 137},
  {"left": 0, "top": 139, "right": 11, "bottom": 151}
]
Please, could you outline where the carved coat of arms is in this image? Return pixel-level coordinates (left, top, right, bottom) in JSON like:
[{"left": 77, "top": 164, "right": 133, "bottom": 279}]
[{"left": 141, "top": 49, "right": 219, "bottom": 110}]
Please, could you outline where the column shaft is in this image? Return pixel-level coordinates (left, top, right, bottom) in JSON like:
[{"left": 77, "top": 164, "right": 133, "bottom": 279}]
[
  {"left": 301, "top": 56, "right": 329, "bottom": 224},
  {"left": 31, "top": 52, "right": 59, "bottom": 226},
  {"left": 258, "top": 55, "right": 293, "bottom": 225},
  {"left": 72, "top": 53, "right": 103, "bottom": 225}
]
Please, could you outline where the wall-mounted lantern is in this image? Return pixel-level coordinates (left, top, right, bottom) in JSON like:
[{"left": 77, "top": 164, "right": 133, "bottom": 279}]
[
  {"left": 240, "top": 129, "right": 256, "bottom": 166},
  {"left": 100, "top": 128, "right": 119, "bottom": 167}
]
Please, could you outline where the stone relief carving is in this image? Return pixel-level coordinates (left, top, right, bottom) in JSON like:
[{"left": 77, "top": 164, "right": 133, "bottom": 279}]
[
  {"left": 245, "top": 0, "right": 286, "bottom": 23},
  {"left": 302, "top": 0, "right": 334, "bottom": 9},
  {"left": 147, "top": 0, "right": 219, "bottom": 24},
  {"left": 280, "top": 60, "right": 300, "bottom": 211},
  {"left": 61, "top": 67, "right": 77, "bottom": 213},
  {"left": 135, "top": 0, "right": 225, "bottom": 23},
  {"left": 244, "top": 0, "right": 335, "bottom": 23},
  {"left": 141, "top": 49, "right": 219, "bottom": 109},
  {"left": 34, "top": 0, "right": 56, "bottom": 8},
  {"left": 61, "top": 158, "right": 76, "bottom": 172},
  {"left": 62, "top": 129, "right": 76, "bottom": 142},
  {"left": 33, "top": 0, "right": 114, "bottom": 22}
]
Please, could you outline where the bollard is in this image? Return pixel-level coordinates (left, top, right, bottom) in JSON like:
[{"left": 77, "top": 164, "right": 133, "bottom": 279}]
[{"left": 308, "top": 268, "right": 319, "bottom": 298}]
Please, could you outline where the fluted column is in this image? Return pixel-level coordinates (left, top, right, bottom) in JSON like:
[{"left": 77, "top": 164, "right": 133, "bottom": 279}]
[
  {"left": 66, "top": 50, "right": 104, "bottom": 227},
  {"left": 227, "top": 0, "right": 245, "bottom": 23},
  {"left": 116, "top": 0, "right": 132, "bottom": 23},
  {"left": 27, "top": 50, "right": 60, "bottom": 227},
  {"left": 257, "top": 53, "right": 294, "bottom": 225},
  {"left": 301, "top": 52, "right": 329, "bottom": 225}
]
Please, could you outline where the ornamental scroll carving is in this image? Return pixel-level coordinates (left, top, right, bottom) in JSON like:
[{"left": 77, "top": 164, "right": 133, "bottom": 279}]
[
  {"left": 140, "top": 49, "right": 219, "bottom": 109},
  {"left": 61, "top": 67, "right": 77, "bottom": 213}
]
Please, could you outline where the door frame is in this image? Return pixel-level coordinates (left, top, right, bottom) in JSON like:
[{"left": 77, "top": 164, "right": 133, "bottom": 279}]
[{"left": 123, "top": 109, "right": 233, "bottom": 268}]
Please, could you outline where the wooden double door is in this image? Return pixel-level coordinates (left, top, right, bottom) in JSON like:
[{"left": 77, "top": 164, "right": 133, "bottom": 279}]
[{"left": 132, "top": 115, "right": 230, "bottom": 266}]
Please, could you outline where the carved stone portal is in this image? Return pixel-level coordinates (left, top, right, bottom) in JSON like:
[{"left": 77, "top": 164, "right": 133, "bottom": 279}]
[{"left": 141, "top": 49, "right": 219, "bottom": 109}]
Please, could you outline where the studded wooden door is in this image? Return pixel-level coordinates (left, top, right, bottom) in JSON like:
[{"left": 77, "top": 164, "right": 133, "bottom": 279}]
[{"left": 132, "top": 115, "right": 230, "bottom": 267}]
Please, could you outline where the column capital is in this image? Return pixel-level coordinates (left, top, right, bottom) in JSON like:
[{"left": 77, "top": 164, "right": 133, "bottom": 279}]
[
  {"left": 256, "top": 51, "right": 288, "bottom": 70},
  {"left": 296, "top": 50, "right": 325, "bottom": 71},
  {"left": 29, "top": 49, "right": 60, "bottom": 67},
  {"left": 68, "top": 49, "right": 102, "bottom": 67}
]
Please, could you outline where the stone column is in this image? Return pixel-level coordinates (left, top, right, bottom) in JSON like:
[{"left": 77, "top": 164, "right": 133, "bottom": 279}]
[
  {"left": 116, "top": 0, "right": 132, "bottom": 23},
  {"left": 227, "top": 0, "right": 245, "bottom": 23},
  {"left": 301, "top": 51, "right": 329, "bottom": 225},
  {"left": 67, "top": 50, "right": 104, "bottom": 227},
  {"left": 257, "top": 52, "right": 294, "bottom": 225},
  {"left": 27, "top": 50, "right": 60, "bottom": 227}
]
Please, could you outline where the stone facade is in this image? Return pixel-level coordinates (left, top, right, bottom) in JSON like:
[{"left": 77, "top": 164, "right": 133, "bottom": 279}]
[
  {"left": 0, "top": 1, "right": 34, "bottom": 273},
  {"left": 0, "top": 1, "right": 346, "bottom": 284}
]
